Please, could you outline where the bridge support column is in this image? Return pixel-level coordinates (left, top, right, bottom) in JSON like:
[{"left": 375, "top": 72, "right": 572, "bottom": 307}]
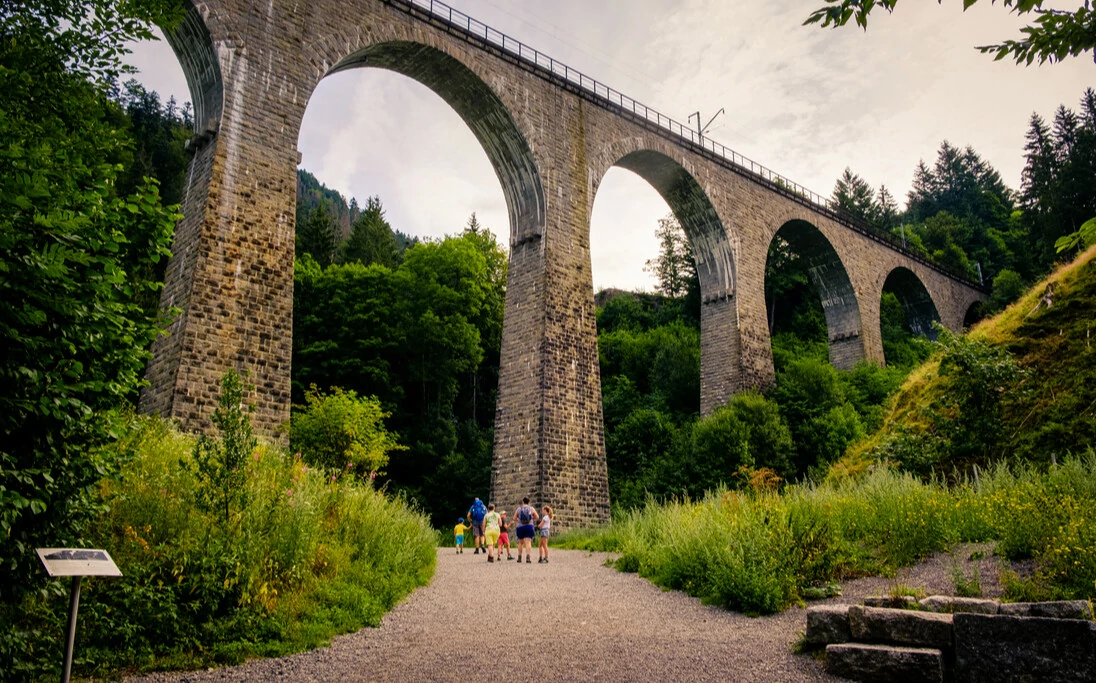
[
  {"left": 491, "top": 104, "right": 610, "bottom": 529},
  {"left": 140, "top": 40, "right": 299, "bottom": 440}
]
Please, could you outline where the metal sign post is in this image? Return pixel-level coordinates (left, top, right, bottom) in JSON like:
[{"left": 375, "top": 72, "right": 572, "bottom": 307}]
[{"left": 36, "top": 549, "right": 122, "bottom": 683}]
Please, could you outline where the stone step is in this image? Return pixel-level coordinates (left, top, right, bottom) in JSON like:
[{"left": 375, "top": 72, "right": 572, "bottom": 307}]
[
  {"left": 920, "top": 595, "right": 999, "bottom": 614},
  {"left": 805, "top": 604, "right": 851, "bottom": 645},
  {"left": 826, "top": 642, "right": 945, "bottom": 683},
  {"left": 954, "top": 613, "right": 1096, "bottom": 682},
  {"left": 849, "top": 605, "right": 954, "bottom": 649}
]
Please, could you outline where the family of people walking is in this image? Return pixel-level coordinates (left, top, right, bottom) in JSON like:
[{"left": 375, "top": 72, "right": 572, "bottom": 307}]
[{"left": 456, "top": 497, "right": 552, "bottom": 563}]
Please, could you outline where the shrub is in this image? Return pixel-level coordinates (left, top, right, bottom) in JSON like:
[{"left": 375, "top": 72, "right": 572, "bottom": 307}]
[{"left": 289, "top": 385, "right": 403, "bottom": 478}]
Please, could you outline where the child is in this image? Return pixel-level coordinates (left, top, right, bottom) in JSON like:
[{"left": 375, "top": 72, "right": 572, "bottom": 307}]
[
  {"left": 497, "top": 511, "right": 513, "bottom": 560},
  {"left": 537, "top": 505, "right": 552, "bottom": 563},
  {"left": 483, "top": 503, "right": 502, "bottom": 563},
  {"left": 453, "top": 517, "right": 469, "bottom": 554}
]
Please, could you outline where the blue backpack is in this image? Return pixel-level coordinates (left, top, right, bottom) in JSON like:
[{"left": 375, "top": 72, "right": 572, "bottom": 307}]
[
  {"left": 517, "top": 505, "right": 533, "bottom": 524},
  {"left": 470, "top": 499, "right": 487, "bottom": 523}
]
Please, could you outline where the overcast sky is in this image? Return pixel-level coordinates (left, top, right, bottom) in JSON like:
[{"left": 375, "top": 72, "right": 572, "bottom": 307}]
[{"left": 126, "top": 0, "right": 1093, "bottom": 292}]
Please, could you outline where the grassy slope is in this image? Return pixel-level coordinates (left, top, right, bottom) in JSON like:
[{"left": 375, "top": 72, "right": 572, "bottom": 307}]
[{"left": 836, "top": 244, "right": 1096, "bottom": 477}]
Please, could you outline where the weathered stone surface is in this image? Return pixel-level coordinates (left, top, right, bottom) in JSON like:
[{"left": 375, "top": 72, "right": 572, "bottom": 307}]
[
  {"left": 826, "top": 643, "right": 945, "bottom": 683},
  {"left": 920, "top": 595, "right": 1000, "bottom": 615},
  {"left": 849, "top": 605, "right": 954, "bottom": 649},
  {"left": 954, "top": 613, "right": 1096, "bottom": 683},
  {"left": 864, "top": 595, "right": 920, "bottom": 609},
  {"left": 806, "top": 605, "right": 851, "bottom": 645},
  {"left": 140, "top": 0, "right": 988, "bottom": 529},
  {"left": 998, "top": 600, "right": 1093, "bottom": 620}
]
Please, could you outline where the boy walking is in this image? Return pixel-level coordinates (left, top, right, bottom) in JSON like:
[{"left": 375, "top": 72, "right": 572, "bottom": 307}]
[{"left": 453, "top": 517, "right": 469, "bottom": 554}]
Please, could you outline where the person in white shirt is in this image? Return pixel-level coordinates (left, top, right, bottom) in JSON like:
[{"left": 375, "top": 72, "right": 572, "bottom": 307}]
[{"left": 537, "top": 505, "right": 552, "bottom": 564}]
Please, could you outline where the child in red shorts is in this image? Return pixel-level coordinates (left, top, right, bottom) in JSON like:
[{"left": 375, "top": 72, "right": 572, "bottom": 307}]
[{"left": 497, "top": 511, "right": 513, "bottom": 560}]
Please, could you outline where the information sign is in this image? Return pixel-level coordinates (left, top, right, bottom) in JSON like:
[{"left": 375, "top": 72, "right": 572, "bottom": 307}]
[{"left": 36, "top": 548, "right": 122, "bottom": 578}]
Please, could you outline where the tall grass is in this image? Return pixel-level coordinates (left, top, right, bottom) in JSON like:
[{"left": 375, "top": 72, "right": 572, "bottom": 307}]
[
  {"left": 557, "top": 454, "right": 1096, "bottom": 615},
  {"left": 4, "top": 417, "right": 436, "bottom": 679}
]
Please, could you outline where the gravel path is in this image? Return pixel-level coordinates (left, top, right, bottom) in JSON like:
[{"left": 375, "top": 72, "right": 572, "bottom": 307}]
[{"left": 130, "top": 543, "right": 1001, "bottom": 683}]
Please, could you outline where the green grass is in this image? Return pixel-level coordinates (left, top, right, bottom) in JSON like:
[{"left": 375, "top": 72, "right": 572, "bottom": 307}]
[
  {"left": 3, "top": 417, "right": 436, "bottom": 680},
  {"left": 556, "top": 456, "right": 1096, "bottom": 615}
]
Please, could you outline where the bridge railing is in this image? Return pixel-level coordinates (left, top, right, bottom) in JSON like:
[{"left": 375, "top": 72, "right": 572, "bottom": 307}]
[{"left": 384, "top": 0, "right": 984, "bottom": 290}]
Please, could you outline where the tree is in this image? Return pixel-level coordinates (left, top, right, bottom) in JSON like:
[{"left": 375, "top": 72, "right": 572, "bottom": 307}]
[
  {"left": 875, "top": 185, "right": 899, "bottom": 229},
  {"left": 644, "top": 214, "right": 696, "bottom": 298},
  {"left": 339, "top": 195, "right": 401, "bottom": 268},
  {"left": 296, "top": 203, "right": 339, "bottom": 267},
  {"left": 1, "top": 0, "right": 183, "bottom": 602},
  {"left": 831, "top": 167, "right": 877, "bottom": 222},
  {"left": 805, "top": 0, "right": 1096, "bottom": 66}
]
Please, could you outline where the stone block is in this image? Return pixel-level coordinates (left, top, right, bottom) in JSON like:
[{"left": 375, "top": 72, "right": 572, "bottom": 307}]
[
  {"left": 849, "top": 605, "right": 954, "bottom": 649},
  {"left": 805, "top": 604, "right": 851, "bottom": 645},
  {"left": 954, "top": 613, "right": 1096, "bottom": 683},
  {"left": 920, "top": 595, "right": 999, "bottom": 614},
  {"left": 826, "top": 643, "right": 945, "bottom": 683},
  {"left": 998, "top": 600, "right": 1093, "bottom": 620},
  {"left": 863, "top": 595, "right": 920, "bottom": 609}
]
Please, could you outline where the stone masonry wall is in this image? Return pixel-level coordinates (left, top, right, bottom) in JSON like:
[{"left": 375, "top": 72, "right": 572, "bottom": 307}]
[{"left": 147, "top": 0, "right": 986, "bottom": 529}]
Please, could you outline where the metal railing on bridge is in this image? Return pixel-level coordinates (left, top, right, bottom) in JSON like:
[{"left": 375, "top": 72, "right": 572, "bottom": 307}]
[{"left": 382, "top": 0, "right": 986, "bottom": 290}]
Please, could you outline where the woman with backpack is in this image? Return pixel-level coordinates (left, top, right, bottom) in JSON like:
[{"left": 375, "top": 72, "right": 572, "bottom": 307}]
[{"left": 513, "top": 497, "right": 539, "bottom": 564}]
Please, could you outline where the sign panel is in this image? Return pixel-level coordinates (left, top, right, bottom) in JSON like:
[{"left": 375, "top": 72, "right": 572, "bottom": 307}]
[{"left": 36, "top": 548, "right": 122, "bottom": 578}]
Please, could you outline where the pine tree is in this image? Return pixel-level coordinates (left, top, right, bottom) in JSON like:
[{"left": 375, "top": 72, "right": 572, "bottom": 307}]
[
  {"left": 876, "top": 185, "right": 899, "bottom": 230},
  {"left": 831, "top": 167, "right": 876, "bottom": 222},
  {"left": 296, "top": 203, "right": 339, "bottom": 268},
  {"left": 340, "top": 196, "right": 400, "bottom": 268}
]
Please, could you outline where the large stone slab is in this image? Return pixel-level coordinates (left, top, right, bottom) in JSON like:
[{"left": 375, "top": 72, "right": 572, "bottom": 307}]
[
  {"left": 826, "top": 643, "right": 945, "bottom": 683},
  {"left": 998, "top": 600, "right": 1093, "bottom": 620},
  {"left": 863, "top": 595, "right": 920, "bottom": 609},
  {"left": 920, "top": 595, "right": 999, "bottom": 614},
  {"left": 849, "top": 605, "right": 954, "bottom": 649},
  {"left": 954, "top": 613, "right": 1096, "bottom": 683},
  {"left": 806, "top": 604, "right": 851, "bottom": 645}
]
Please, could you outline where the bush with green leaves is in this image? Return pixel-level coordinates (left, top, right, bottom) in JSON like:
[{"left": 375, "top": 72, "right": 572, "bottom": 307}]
[
  {"left": 189, "top": 371, "right": 257, "bottom": 524},
  {"left": 2, "top": 415, "right": 436, "bottom": 679},
  {"left": 0, "top": 0, "right": 182, "bottom": 605},
  {"left": 289, "top": 385, "right": 403, "bottom": 478}
]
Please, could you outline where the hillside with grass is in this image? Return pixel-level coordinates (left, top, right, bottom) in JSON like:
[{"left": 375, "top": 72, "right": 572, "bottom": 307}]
[{"left": 837, "top": 243, "right": 1096, "bottom": 479}]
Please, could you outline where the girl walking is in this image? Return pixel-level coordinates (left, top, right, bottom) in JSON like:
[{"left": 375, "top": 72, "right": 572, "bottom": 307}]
[
  {"left": 497, "top": 511, "right": 513, "bottom": 560},
  {"left": 537, "top": 505, "right": 552, "bottom": 563}
]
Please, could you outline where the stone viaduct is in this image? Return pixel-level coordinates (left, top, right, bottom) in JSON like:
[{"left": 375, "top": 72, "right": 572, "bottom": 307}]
[{"left": 143, "top": 0, "right": 987, "bottom": 528}]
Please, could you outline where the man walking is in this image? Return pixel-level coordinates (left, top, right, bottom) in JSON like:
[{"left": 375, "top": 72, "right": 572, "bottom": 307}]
[{"left": 467, "top": 497, "right": 488, "bottom": 554}]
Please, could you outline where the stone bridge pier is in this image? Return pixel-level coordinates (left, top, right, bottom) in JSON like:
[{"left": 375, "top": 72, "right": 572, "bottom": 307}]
[{"left": 143, "top": 0, "right": 986, "bottom": 530}]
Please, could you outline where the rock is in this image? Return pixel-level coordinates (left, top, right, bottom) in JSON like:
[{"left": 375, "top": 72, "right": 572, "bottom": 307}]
[
  {"left": 849, "top": 605, "right": 954, "bottom": 649},
  {"left": 998, "top": 600, "right": 1093, "bottom": 620},
  {"left": 826, "top": 643, "right": 945, "bottom": 683},
  {"left": 920, "top": 595, "right": 999, "bottom": 614},
  {"left": 863, "top": 595, "right": 920, "bottom": 609},
  {"left": 954, "top": 613, "right": 1096, "bottom": 683},
  {"left": 805, "top": 604, "right": 851, "bottom": 645}
]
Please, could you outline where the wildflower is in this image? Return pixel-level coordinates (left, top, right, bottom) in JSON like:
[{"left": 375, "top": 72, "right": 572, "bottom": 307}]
[{"left": 286, "top": 489, "right": 294, "bottom": 497}]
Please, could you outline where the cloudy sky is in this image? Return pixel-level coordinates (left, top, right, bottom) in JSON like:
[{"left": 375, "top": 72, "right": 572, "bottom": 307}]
[{"left": 126, "top": 0, "right": 1093, "bottom": 291}]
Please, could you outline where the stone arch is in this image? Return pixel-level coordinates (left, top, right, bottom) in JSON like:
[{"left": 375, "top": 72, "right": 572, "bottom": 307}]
[
  {"left": 766, "top": 219, "right": 865, "bottom": 370},
  {"left": 160, "top": 0, "right": 224, "bottom": 137},
  {"left": 882, "top": 267, "right": 942, "bottom": 340},
  {"left": 301, "top": 38, "right": 545, "bottom": 245},
  {"left": 963, "top": 300, "right": 988, "bottom": 329},
  {"left": 591, "top": 140, "right": 738, "bottom": 413}
]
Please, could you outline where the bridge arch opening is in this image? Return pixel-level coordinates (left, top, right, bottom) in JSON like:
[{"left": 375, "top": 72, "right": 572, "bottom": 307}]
[
  {"left": 881, "top": 267, "right": 942, "bottom": 339},
  {"left": 324, "top": 41, "right": 545, "bottom": 244},
  {"left": 765, "top": 220, "right": 864, "bottom": 371},
  {"left": 590, "top": 149, "right": 737, "bottom": 510},
  {"left": 963, "top": 300, "right": 988, "bottom": 329}
]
